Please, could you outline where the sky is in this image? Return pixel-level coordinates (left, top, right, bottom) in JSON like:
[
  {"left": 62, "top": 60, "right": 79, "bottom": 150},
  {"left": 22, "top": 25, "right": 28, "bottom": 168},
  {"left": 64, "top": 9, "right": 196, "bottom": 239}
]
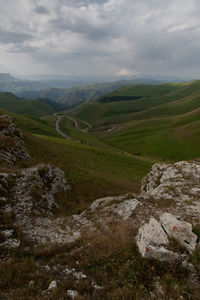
[{"left": 0, "top": 0, "right": 200, "bottom": 78}]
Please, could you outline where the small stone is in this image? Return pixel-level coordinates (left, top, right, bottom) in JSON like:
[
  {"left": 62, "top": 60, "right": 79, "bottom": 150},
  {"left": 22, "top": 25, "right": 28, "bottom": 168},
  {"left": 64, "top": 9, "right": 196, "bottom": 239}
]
[
  {"left": 92, "top": 280, "right": 102, "bottom": 290},
  {"left": 74, "top": 271, "right": 87, "bottom": 280},
  {"left": 1, "top": 229, "right": 13, "bottom": 238},
  {"left": 48, "top": 280, "right": 58, "bottom": 291},
  {"left": 67, "top": 289, "right": 79, "bottom": 299},
  {"left": 29, "top": 280, "right": 34, "bottom": 288},
  {"left": 155, "top": 282, "right": 164, "bottom": 296},
  {"left": 4, "top": 206, "right": 13, "bottom": 213},
  {"left": 182, "top": 259, "right": 194, "bottom": 271}
]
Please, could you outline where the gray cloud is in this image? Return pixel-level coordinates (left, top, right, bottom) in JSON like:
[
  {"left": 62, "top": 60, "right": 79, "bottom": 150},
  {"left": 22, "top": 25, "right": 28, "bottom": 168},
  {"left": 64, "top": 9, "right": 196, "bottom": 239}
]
[
  {"left": 34, "top": 5, "right": 50, "bottom": 15},
  {"left": 0, "top": 0, "right": 200, "bottom": 78},
  {"left": 0, "top": 30, "right": 33, "bottom": 44},
  {"left": 50, "top": 17, "right": 118, "bottom": 41}
]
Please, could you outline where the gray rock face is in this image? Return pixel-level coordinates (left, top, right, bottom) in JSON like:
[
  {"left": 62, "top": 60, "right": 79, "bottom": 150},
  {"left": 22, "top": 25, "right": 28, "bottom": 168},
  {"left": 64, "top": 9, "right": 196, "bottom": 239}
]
[
  {"left": 141, "top": 161, "right": 200, "bottom": 199},
  {"left": 136, "top": 213, "right": 198, "bottom": 262},
  {"left": 1, "top": 238, "right": 20, "bottom": 249},
  {"left": 0, "top": 115, "right": 30, "bottom": 164},
  {"left": 13, "top": 164, "right": 70, "bottom": 218},
  {"left": 160, "top": 213, "right": 198, "bottom": 253},
  {"left": 141, "top": 161, "right": 200, "bottom": 223},
  {"left": 135, "top": 217, "right": 178, "bottom": 262},
  {"left": 89, "top": 195, "right": 140, "bottom": 220},
  {"left": 0, "top": 164, "right": 71, "bottom": 246}
]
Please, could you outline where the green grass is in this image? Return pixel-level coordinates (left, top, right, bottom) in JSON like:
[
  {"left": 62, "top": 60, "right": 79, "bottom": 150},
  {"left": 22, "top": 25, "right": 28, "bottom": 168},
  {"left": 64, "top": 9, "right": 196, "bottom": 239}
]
[
  {"left": 0, "top": 92, "right": 55, "bottom": 117},
  {"left": 105, "top": 111, "right": 200, "bottom": 161},
  {"left": 71, "top": 81, "right": 200, "bottom": 125},
  {"left": 59, "top": 115, "right": 111, "bottom": 149},
  {"left": 70, "top": 80, "right": 200, "bottom": 161},
  {"left": 0, "top": 109, "right": 59, "bottom": 137},
  {"left": 19, "top": 132, "right": 153, "bottom": 214},
  {"left": 101, "top": 82, "right": 184, "bottom": 98},
  {"left": 0, "top": 108, "right": 154, "bottom": 212}
]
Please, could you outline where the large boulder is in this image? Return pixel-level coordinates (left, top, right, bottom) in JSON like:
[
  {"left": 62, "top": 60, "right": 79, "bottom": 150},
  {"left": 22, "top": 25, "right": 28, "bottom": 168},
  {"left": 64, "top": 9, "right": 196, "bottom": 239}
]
[
  {"left": 135, "top": 217, "right": 178, "bottom": 262},
  {"left": 136, "top": 213, "right": 198, "bottom": 262},
  {"left": 160, "top": 213, "right": 198, "bottom": 253}
]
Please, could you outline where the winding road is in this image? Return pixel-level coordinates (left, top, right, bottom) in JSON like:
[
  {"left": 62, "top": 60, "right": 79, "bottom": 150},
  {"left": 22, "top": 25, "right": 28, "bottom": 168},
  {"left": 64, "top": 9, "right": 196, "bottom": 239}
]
[
  {"left": 55, "top": 114, "right": 93, "bottom": 141},
  {"left": 66, "top": 115, "right": 92, "bottom": 132},
  {"left": 55, "top": 115, "right": 71, "bottom": 140},
  {"left": 81, "top": 120, "right": 93, "bottom": 132},
  {"left": 67, "top": 116, "right": 78, "bottom": 129}
]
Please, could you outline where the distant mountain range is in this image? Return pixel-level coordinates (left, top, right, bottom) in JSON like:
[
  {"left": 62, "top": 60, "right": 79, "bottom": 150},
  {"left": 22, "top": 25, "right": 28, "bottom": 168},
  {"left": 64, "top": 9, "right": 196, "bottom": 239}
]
[
  {"left": 0, "top": 72, "right": 192, "bottom": 110},
  {"left": 0, "top": 73, "right": 16, "bottom": 80},
  {"left": 20, "top": 78, "right": 163, "bottom": 109}
]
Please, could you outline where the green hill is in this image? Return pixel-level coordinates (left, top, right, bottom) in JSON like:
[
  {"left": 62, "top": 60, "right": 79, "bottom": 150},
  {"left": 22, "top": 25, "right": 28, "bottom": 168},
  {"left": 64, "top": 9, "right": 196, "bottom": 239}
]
[
  {"left": 0, "top": 108, "right": 154, "bottom": 213},
  {"left": 70, "top": 81, "right": 200, "bottom": 161},
  {"left": 0, "top": 92, "right": 55, "bottom": 117}
]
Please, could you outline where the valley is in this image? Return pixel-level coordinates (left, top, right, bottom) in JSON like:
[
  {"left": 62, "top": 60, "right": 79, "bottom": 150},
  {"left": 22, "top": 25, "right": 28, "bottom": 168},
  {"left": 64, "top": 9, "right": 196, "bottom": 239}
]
[
  {"left": 0, "top": 80, "right": 199, "bottom": 299},
  {"left": 69, "top": 81, "right": 200, "bottom": 161}
]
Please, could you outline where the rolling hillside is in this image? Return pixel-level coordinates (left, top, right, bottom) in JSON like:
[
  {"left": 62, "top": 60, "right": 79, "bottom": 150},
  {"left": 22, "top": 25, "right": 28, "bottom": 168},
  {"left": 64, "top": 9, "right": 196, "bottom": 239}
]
[
  {"left": 0, "top": 92, "right": 55, "bottom": 117},
  {"left": 0, "top": 108, "right": 154, "bottom": 212},
  {"left": 69, "top": 81, "right": 200, "bottom": 161}
]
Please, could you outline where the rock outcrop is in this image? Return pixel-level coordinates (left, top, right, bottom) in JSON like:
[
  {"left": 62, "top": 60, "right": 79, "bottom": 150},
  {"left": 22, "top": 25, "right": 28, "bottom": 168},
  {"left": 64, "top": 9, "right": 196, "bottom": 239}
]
[
  {"left": 0, "top": 165, "right": 71, "bottom": 246},
  {"left": 136, "top": 213, "right": 198, "bottom": 262},
  {"left": 0, "top": 115, "right": 30, "bottom": 164},
  {"left": 141, "top": 161, "right": 200, "bottom": 202}
]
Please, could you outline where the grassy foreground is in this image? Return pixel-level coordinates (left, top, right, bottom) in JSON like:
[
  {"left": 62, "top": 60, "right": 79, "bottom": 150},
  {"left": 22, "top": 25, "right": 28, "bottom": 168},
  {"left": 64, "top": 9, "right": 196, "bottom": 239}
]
[{"left": 22, "top": 133, "right": 153, "bottom": 214}]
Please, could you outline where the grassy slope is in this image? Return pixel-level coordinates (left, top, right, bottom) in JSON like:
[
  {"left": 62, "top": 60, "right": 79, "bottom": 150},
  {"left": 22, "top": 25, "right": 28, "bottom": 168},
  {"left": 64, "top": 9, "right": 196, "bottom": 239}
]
[
  {"left": 106, "top": 109, "right": 200, "bottom": 161},
  {"left": 0, "top": 92, "right": 55, "bottom": 117},
  {"left": 70, "top": 81, "right": 200, "bottom": 161},
  {"left": 70, "top": 83, "right": 184, "bottom": 124},
  {"left": 23, "top": 133, "right": 153, "bottom": 213},
  {"left": 0, "top": 109, "right": 59, "bottom": 137},
  {"left": 0, "top": 108, "right": 153, "bottom": 213}
]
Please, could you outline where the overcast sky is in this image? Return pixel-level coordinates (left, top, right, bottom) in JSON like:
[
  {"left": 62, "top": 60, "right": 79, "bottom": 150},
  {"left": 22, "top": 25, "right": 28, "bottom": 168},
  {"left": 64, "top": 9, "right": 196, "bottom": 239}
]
[{"left": 0, "top": 0, "right": 200, "bottom": 78}]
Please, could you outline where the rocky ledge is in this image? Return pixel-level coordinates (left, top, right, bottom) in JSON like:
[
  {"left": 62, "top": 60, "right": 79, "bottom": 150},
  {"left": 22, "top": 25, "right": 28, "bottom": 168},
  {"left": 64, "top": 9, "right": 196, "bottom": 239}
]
[{"left": 1, "top": 160, "right": 199, "bottom": 264}]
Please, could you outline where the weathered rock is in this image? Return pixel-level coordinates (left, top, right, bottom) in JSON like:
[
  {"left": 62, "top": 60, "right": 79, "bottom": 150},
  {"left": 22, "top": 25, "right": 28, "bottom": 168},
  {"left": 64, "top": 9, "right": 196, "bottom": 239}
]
[
  {"left": 1, "top": 238, "right": 20, "bottom": 249},
  {"left": 140, "top": 160, "right": 200, "bottom": 223},
  {"left": 141, "top": 161, "right": 200, "bottom": 200},
  {"left": 135, "top": 217, "right": 177, "bottom": 262},
  {"left": 89, "top": 195, "right": 140, "bottom": 220},
  {"left": 1, "top": 229, "right": 13, "bottom": 238},
  {"left": 0, "top": 115, "right": 30, "bottom": 164},
  {"left": 141, "top": 163, "right": 169, "bottom": 195},
  {"left": 13, "top": 164, "right": 70, "bottom": 219},
  {"left": 136, "top": 212, "right": 198, "bottom": 262},
  {"left": 160, "top": 213, "right": 198, "bottom": 253}
]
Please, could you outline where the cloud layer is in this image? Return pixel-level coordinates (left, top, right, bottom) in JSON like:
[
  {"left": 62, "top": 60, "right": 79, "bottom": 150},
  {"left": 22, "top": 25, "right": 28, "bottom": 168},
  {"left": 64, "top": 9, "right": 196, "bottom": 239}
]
[{"left": 0, "top": 0, "right": 200, "bottom": 77}]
